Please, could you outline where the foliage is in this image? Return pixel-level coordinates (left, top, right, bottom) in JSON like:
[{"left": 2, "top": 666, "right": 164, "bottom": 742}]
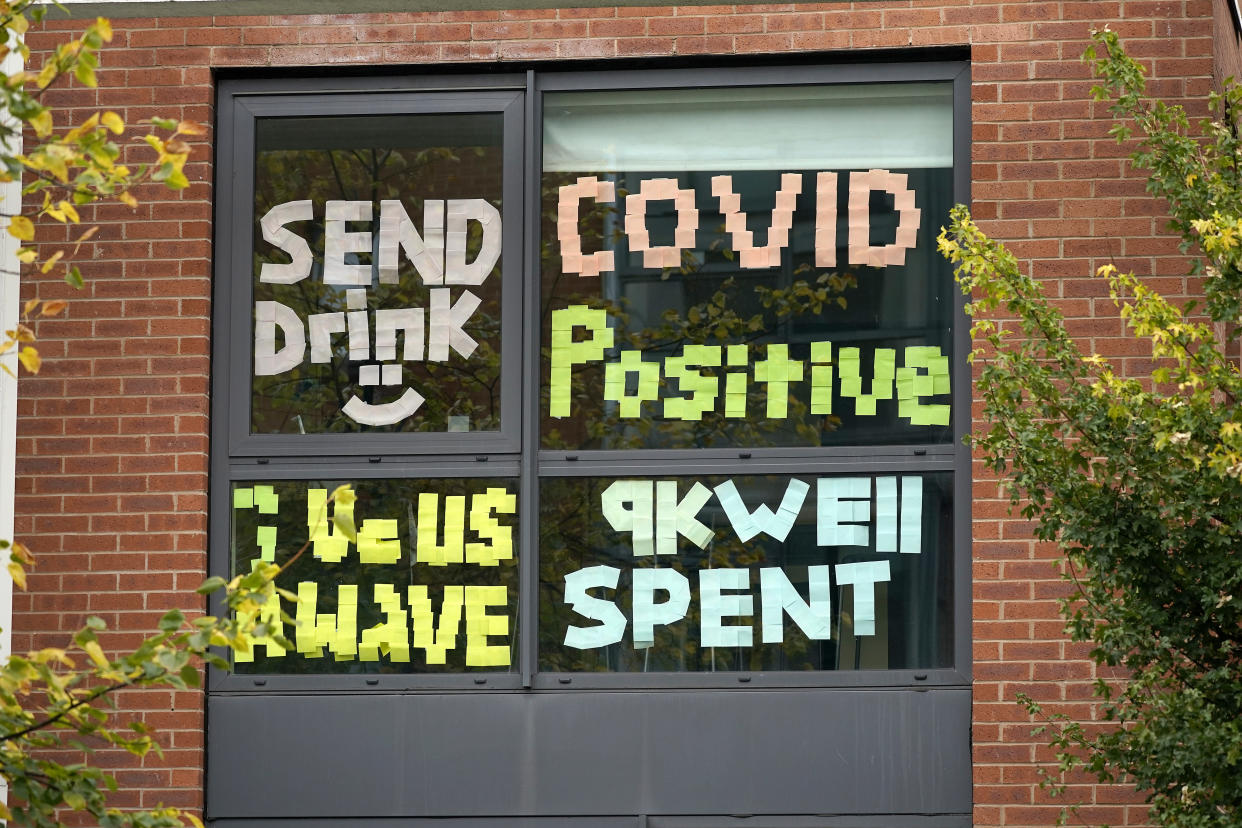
[
  {"left": 938, "top": 29, "right": 1242, "bottom": 828},
  {"left": 0, "top": 0, "right": 202, "bottom": 376},
  {"left": 0, "top": 4, "right": 284, "bottom": 827}
]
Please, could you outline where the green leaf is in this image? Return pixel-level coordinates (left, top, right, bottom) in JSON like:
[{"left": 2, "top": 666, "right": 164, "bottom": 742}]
[
  {"left": 158, "top": 609, "right": 185, "bottom": 632},
  {"left": 196, "top": 575, "right": 227, "bottom": 595}
]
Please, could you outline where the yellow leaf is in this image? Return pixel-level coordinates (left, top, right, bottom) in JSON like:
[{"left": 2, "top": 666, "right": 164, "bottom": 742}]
[
  {"left": 9, "top": 15, "right": 27, "bottom": 36},
  {"left": 0, "top": 799, "right": 12, "bottom": 821},
  {"left": 118, "top": 192, "right": 138, "bottom": 208},
  {"left": 23, "top": 299, "right": 37, "bottom": 316},
  {"left": 83, "top": 639, "right": 109, "bottom": 668},
  {"left": 11, "top": 542, "right": 34, "bottom": 565},
  {"left": 63, "top": 113, "right": 99, "bottom": 143},
  {"left": 34, "top": 61, "right": 56, "bottom": 90},
  {"left": 101, "top": 111, "right": 124, "bottom": 134},
  {"left": 57, "top": 200, "right": 80, "bottom": 224},
  {"left": 95, "top": 17, "right": 113, "bottom": 41},
  {"left": 6, "top": 561, "right": 26, "bottom": 591},
  {"left": 40, "top": 250, "right": 63, "bottom": 274},
  {"left": 186, "top": 814, "right": 204, "bottom": 828},
  {"left": 7, "top": 215, "right": 33, "bottom": 241},
  {"left": 16, "top": 248, "right": 35, "bottom": 263},
  {"left": 41, "top": 300, "right": 67, "bottom": 317},
  {"left": 165, "top": 139, "right": 190, "bottom": 155},
  {"left": 177, "top": 120, "right": 207, "bottom": 136},
  {"left": 29, "top": 108, "right": 52, "bottom": 138},
  {"left": 17, "top": 346, "right": 40, "bottom": 374}
]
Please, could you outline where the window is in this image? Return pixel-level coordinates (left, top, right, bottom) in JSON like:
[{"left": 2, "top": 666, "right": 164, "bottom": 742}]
[{"left": 210, "top": 63, "right": 969, "bottom": 691}]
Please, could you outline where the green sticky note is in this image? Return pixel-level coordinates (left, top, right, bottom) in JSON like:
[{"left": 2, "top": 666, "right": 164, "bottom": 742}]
[
  {"left": 233, "top": 487, "right": 253, "bottom": 509},
  {"left": 913, "top": 374, "right": 933, "bottom": 397},
  {"left": 810, "top": 341, "right": 832, "bottom": 362},
  {"left": 874, "top": 349, "right": 896, "bottom": 379},
  {"left": 254, "top": 484, "right": 278, "bottom": 515},
  {"left": 896, "top": 374, "right": 915, "bottom": 400},
  {"left": 256, "top": 525, "right": 277, "bottom": 562}
]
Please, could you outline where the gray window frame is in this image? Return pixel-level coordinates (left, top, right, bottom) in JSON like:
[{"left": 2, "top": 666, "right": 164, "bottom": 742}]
[{"left": 209, "top": 58, "right": 971, "bottom": 695}]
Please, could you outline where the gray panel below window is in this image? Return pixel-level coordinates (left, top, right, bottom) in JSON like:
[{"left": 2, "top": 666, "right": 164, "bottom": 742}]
[
  {"left": 209, "top": 818, "right": 970, "bottom": 828},
  {"left": 206, "top": 688, "right": 969, "bottom": 819}
]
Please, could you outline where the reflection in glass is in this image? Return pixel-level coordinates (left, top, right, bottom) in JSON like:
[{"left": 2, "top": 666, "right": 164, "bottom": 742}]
[
  {"left": 538, "top": 473, "right": 953, "bottom": 673},
  {"left": 251, "top": 113, "right": 504, "bottom": 435},
  {"left": 231, "top": 478, "right": 518, "bottom": 674}
]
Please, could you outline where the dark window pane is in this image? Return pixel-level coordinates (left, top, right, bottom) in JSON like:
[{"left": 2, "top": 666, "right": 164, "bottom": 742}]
[
  {"left": 539, "top": 473, "right": 953, "bottom": 672},
  {"left": 231, "top": 478, "right": 518, "bottom": 674},
  {"left": 251, "top": 113, "right": 504, "bottom": 435}
]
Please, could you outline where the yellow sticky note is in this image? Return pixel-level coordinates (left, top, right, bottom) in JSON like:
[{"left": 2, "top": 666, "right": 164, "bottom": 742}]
[
  {"left": 417, "top": 494, "right": 465, "bottom": 566},
  {"left": 359, "top": 519, "right": 401, "bottom": 565},
  {"left": 307, "top": 488, "right": 351, "bottom": 563},
  {"left": 464, "top": 585, "right": 510, "bottom": 668},
  {"left": 254, "top": 484, "right": 279, "bottom": 515},
  {"left": 294, "top": 581, "right": 357, "bottom": 661},
  {"left": 359, "top": 583, "right": 410, "bottom": 663},
  {"left": 465, "top": 487, "right": 517, "bottom": 566},
  {"left": 410, "top": 584, "right": 464, "bottom": 665}
]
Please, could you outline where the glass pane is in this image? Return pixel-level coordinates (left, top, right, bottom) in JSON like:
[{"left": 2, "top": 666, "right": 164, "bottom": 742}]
[
  {"left": 544, "top": 83, "right": 953, "bottom": 171},
  {"left": 251, "top": 113, "right": 504, "bottom": 435},
  {"left": 230, "top": 478, "right": 518, "bottom": 674},
  {"left": 539, "top": 165, "right": 954, "bottom": 449},
  {"left": 538, "top": 473, "right": 952, "bottom": 672}
]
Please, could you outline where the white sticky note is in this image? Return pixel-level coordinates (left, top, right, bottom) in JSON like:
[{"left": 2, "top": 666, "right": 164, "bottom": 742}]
[
  {"left": 834, "top": 560, "right": 891, "bottom": 637},
  {"left": 699, "top": 568, "right": 753, "bottom": 648},
  {"left": 259, "top": 200, "right": 314, "bottom": 284},
  {"left": 713, "top": 478, "right": 807, "bottom": 543},
  {"left": 758, "top": 565, "right": 832, "bottom": 643},
  {"left": 563, "top": 565, "right": 627, "bottom": 649},
  {"left": 308, "top": 311, "right": 347, "bottom": 363},
  {"left": 254, "top": 301, "right": 305, "bottom": 376},
  {"left": 875, "top": 476, "right": 898, "bottom": 553},
  {"left": 631, "top": 567, "right": 691, "bottom": 649},
  {"left": 444, "top": 199, "right": 502, "bottom": 286},
  {"left": 601, "top": 479, "right": 654, "bottom": 557},
  {"left": 901, "top": 475, "right": 923, "bottom": 554},
  {"left": 374, "top": 307, "right": 424, "bottom": 361},
  {"left": 816, "top": 478, "right": 871, "bottom": 547},
  {"left": 378, "top": 198, "right": 445, "bottom": 285},
  {"left": 323, "top": 200, "right": 373, "bottom": 286}
]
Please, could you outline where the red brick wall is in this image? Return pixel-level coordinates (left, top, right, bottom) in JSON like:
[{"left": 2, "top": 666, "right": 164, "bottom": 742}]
[{"left": 15, "top": 2, "right": 1223, "bottom": 825}]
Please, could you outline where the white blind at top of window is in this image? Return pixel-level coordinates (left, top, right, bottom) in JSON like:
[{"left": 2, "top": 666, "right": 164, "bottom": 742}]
[{"left": 543, "top": 82, "right": 953, "bottom": 172}]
